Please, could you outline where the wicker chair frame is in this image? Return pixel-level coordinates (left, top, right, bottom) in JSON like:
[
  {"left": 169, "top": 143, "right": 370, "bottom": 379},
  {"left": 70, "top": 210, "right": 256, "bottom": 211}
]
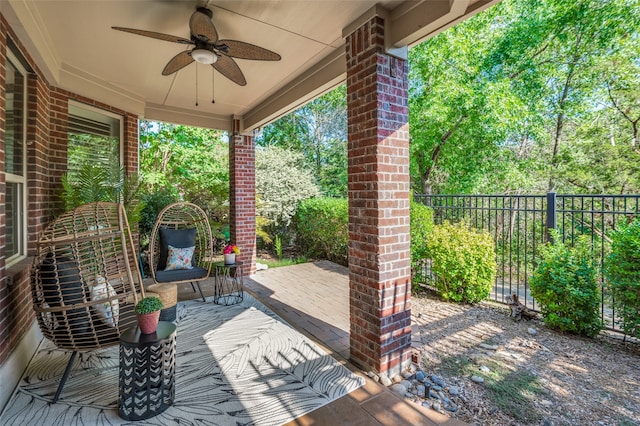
[
  {"left": 31, "top": 202, "right": 146, "bottom": 402},
  {"left": 149, "top": 202, "right": 213, "bottom": 301}
]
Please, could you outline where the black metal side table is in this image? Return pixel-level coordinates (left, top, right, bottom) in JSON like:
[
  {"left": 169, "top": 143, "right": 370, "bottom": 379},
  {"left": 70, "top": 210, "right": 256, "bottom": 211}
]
[
  {"left": 213, "top": 261, "right": 244, "bottom": 305},
  {"left": 118, "top": 321, "right": 176, "bottom": 420}
]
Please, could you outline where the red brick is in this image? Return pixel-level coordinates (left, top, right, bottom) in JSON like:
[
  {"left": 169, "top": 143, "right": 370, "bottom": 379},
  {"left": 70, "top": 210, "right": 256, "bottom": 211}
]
[{"left": 346, "top": 14, "right": 411, "bottom": 377}]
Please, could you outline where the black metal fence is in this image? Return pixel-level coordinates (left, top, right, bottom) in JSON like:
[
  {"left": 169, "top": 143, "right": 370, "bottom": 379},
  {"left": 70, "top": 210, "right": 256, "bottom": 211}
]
[{"left": 414, "top": 192, "right": 640, "bottom": 333}]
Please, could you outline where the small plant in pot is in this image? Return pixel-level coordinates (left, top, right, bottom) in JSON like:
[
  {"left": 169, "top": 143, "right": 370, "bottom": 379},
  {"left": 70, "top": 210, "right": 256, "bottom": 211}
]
[{"left": 135, "top": 296, "right": 164, "bottom": 334}]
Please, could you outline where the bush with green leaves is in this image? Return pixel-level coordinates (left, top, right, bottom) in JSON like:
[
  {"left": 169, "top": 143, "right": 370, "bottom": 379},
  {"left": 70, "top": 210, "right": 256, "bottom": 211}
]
[
  {"left": 426, "top": 221, "right": 496, "bottom": 304},
  {"left": 604, "top": 219, "right": 640, "bottom": 338},
  {"left": 256, "top": 146, "right": 321, "bottom": 230},
  {"left": 410, "top": 202, "right": 434, "bottom": 289},
  {"left": 135, "top": 296, "right": 163, "bottom": 314},
  {"left": 529, "top": 234, "right": 602, "bottom": 337},
  {"left": 139, "top": 188, "right": 179, "bottom": 248},
  {"left": 293, "top": 197, "right": 348, "bottom": 265}
]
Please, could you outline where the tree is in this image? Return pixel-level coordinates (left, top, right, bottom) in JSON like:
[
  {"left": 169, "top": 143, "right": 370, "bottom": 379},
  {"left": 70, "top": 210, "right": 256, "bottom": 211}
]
[
  {"left": 255, "top": 146, "right": 321, "bottom": 233},
  {"left": 409, "top": 0, "right": 640, "bottom": 195},
  {"left": 259, "top": 86, "right": 348, "bottom": 197},
  {"left": 139, "top": 120, "right": 229, "bottom": 222},
  {"left": 409, "top": 3, "right": 521, "bottom": 195}
]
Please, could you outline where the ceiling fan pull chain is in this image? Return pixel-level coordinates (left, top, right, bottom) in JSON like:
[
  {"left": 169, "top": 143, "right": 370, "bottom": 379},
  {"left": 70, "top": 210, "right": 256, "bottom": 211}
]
[
  {"left": 195, "top": 62, "right": 199, "bottom": 106},
  {"left": 212, "top": 69, "right": 215, "bottom": 104}
]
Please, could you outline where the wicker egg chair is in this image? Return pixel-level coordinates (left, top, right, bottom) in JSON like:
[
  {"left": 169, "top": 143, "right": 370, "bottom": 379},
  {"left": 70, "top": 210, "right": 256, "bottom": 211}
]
[
  {"left": 31, "top": 202, "right": 146, "bottom": 402},
  {"left": 149, "top": 202, "right": 213, "bottom": 302}
]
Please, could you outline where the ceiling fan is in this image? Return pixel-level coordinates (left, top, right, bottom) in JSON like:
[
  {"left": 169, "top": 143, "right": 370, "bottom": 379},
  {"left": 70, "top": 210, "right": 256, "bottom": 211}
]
[{"left": 112, "top": 6, "right": 280, "bottom": 86}]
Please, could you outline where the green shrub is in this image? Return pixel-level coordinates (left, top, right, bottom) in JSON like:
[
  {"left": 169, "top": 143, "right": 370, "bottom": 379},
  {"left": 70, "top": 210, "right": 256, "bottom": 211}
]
[
  {"left": 411, "top": 202, "right": 434, "bottom": 288},
  {"left": 275, "top": 235, "right": 283, "bottom": 258},
  {"left": 293, "top": 197, "right": 348, "bottom": 265},
  {"left": 529, "top": 233, "right": 602, "bottom": 337},
  {"left": 138, "top": 189, "right": 178, "bottom": 250},
  {"left": 135, "top": 296, "right": 163, "bottom": 314},
  {"left": 605, "top": 219, "right": 640, "bottom": 338},
  {"left": 427, "top": 221, "right": 496, "bottom": 303}
]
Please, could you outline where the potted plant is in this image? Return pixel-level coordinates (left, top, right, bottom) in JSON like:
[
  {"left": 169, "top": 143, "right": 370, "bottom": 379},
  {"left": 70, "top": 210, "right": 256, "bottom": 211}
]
[
  {"left": 135, "top": 296, "right": 164, "bottom": 334},
  {"left": 223, "top": 243, "right": 240, "bottom": 264}
]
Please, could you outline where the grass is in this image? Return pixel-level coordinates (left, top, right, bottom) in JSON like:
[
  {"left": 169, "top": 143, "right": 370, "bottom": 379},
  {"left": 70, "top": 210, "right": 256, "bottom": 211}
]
[
  {"left": 436, "top": 351, "right": 547, "bottom": 423},
  {"left": 257, "top": 256, "right": 308, "bottom": 269}
]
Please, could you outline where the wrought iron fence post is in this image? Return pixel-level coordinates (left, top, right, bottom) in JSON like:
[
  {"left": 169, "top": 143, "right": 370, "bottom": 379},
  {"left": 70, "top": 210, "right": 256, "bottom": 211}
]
[{"left": 545, "top": 191, "right": 557, "bottom": 243}]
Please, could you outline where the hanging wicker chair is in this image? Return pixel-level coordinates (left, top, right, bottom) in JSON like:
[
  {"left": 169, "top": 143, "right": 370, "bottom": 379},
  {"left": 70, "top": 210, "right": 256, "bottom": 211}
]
[
  {"left": 31, "top": 202, "right": 146, "bottom": 402},
  {"left": 149, "top": 202, "right": 214, "bottom": 301}
]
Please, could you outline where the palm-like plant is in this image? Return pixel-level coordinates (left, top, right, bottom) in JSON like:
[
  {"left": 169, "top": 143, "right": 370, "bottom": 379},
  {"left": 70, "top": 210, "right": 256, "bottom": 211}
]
[{"left": 60, "top": 163, "right": 144, "bottom": 224}]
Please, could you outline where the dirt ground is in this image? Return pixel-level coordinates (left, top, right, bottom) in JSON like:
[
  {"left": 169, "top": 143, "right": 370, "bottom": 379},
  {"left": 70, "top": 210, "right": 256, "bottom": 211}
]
[{"left": 410, "top": 292, "right": 640, "bottom": 426}]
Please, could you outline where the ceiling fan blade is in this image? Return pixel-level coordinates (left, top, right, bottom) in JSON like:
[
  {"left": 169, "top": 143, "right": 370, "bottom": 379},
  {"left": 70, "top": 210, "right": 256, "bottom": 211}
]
[
  {"left": 162, "top": 51, "right": 195, "bottom": 76},
  {"left": 189, "top": 8, "right": 218, "bottom": 43},
  {"left": 212, "top": 55, "right": 247, "bottom": 86},
  {"left": 112, "top": 27, "right": 193, "bottom": 45},
  {"left": 218, "top": 40, "right": 281, "bottom": 61}
]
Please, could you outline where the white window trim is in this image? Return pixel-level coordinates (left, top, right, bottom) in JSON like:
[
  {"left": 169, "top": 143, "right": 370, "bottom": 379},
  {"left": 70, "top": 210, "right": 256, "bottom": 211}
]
[{"left": 5, "top": 51, "right": 28, "bottom": 267}]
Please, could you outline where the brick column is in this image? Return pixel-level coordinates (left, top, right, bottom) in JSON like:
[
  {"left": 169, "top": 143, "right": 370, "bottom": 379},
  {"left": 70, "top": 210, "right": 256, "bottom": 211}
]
[
  {"left": 229, "top": 130, "right": 256, "bottom": 275},
  {"left": 345, "top": 16, "right": 411, "bottom": 377}
]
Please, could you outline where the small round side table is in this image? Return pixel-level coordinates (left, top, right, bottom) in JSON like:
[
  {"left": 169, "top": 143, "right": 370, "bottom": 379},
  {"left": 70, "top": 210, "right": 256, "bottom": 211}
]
[
  {"left": 213, "top": 261, "right": 244, "bottom": 305},
  {"left": 118, "top": 321, "right": 176, "bottom": 420}
]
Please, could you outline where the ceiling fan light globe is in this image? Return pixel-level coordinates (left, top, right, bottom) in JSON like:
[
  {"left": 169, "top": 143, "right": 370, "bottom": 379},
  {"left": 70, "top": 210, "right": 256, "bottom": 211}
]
[{"left": 191, "top": 48, "right": 217, "bottom": 64}]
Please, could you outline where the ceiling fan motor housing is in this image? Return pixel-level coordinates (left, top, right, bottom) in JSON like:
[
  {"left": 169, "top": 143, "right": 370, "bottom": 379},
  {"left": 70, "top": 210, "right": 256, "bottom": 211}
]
[{"left": 191, "top": 48, "right": 217, "bottom": 64}]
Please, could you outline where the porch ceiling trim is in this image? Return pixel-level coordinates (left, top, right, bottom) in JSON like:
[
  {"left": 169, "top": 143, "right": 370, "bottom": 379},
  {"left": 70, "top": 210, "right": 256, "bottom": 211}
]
[
  {"left": 242, "top": 48, "right": 346, "bottom": 133},
  {"left": 1, "top": 0, "right": 59, "bottom": 84},
  {"left": 242, "top": 0, "right": 500, "bottom": 133},
  {"left": 144, "top": 103, "right": 232, "bottom": 132},
  {"left": 60, "top": 63, "right": 146, "bottom": 115}
]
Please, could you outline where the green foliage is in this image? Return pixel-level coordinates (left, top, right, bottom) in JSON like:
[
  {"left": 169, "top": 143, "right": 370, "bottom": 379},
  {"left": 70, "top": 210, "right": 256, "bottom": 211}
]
[
  {"left": 255, "top": 216, "right": 273, "bottom": 248},
  {"left": 135, "top": 296, "right": 163, "bottom": 314},
  {"left": 409, "top": 0, "right": 640, "bottom": 195},
  {"left": 60, "top": 163, "right": 144, "bottom": 224},
  {"left": 255, "top": 146, "right": 321, "bottom": 230},
  {"left": 274, "top": 235, "right": 283, "bottom": 259},
  {"left": 605, "top": 219, "right": 640, "bottom": 338},
  {"left": 259, "top": 256, "right": 308, "bottom": 269},
  {"left": 410, "top": 202, "right": 434, "bottom": 288},
  {"left": 138, "top": 189, "right": 179, "bottom": 249},
  {"left": 427, "top": 221, "right": 496, "bottom": 303},
  {"left": 529, "top": 233, "right": 603, "bottom": 337},
  {"left": 293, "top": 197, "right": 348, "bottom": 265},
  {"left": 139, "top": 121, "right": 229, "bottom": 223},
  {"left": 258, "top": 85, "right": 347, "bottom": 197}
]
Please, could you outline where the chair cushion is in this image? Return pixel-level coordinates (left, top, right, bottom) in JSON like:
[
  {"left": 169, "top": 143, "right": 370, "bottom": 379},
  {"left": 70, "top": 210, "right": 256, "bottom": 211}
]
[
  {"left": 158, "top": 228, "right": 196, "bottom": 270},
  {"left": 155, "top": 266, "right": 208, "bottom": 283},
  {"left": 39, "top": 252, "right": 87, "bottom": 307},
  {"left": 165, "top": 245, "right": 195, "bottom": 270},
  {"left": 38, "top": 252, "right": 90, "bottom": 335}
]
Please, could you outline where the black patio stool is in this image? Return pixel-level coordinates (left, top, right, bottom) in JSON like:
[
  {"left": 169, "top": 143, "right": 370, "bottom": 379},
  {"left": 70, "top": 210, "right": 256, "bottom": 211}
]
[{"left": 118, "top": 321, "right": 176, "bottom": 420}]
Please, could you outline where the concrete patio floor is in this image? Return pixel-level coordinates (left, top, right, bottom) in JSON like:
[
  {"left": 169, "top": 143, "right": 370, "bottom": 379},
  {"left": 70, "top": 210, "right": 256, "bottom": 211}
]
[{"left": 174, "top": 260, "right": 465, "bottom": 426}]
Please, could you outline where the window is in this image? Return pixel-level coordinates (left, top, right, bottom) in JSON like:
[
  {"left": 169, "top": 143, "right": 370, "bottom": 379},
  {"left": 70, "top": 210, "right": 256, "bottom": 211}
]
[
  {"left": 5, "top": 52, "right": 27, "bottom": 264},
  {"left": 67, "top": 102, "right": 122, "bottom": 181}
]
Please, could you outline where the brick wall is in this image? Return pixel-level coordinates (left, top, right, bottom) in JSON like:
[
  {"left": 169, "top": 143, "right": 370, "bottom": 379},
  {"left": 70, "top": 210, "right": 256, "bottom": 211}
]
[
  {"left": 229, "top": 132, "right": 256, "bottom": 275},
  {"left": 0, "top": 15, "right": 8, "bottom": 364},
  {"left": 345, "top": 15, "right": 412, "bottom": 376},
  {"left": 0, "top": 13, "right": 140, "bottom": 366}
]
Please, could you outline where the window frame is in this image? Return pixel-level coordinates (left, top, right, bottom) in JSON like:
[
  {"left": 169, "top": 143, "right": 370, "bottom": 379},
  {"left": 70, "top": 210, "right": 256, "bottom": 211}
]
[
  {"left": 67, "top": 100, "right": 124, "bottom": 172},
  {"left": 5, "top": 50, "right": 28, "bottom": 266}
]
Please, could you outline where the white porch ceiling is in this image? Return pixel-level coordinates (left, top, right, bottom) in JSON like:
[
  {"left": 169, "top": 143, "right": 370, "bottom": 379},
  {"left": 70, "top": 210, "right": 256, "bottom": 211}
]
[{"left": 0, "top": 0, "right": 498, "bottom": 133}]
